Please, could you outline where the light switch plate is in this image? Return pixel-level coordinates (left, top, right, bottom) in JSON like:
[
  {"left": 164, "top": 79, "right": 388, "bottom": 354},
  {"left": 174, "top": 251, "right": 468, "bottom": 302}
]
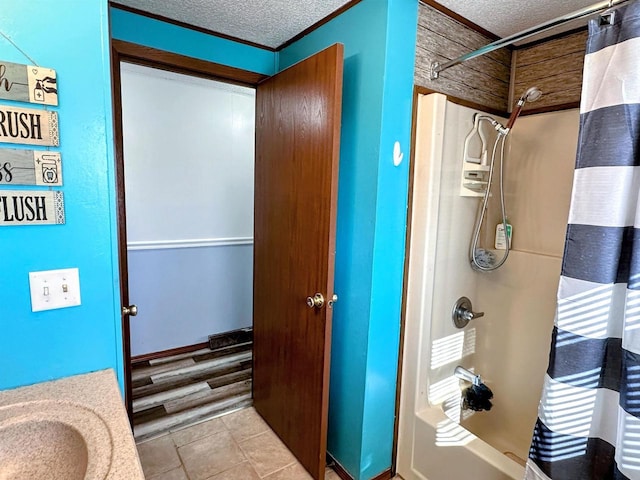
[{"left": 29, "top": 268, "right": 81, "bottom": 312}]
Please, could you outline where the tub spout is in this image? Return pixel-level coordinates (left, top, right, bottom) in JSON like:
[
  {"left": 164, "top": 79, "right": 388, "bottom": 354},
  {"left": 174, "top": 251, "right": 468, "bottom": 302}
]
[
  {"left": 454, "top": 366, "right": 481, "bottom": 385},
  {"left": 455, "top": 366, "right": 494, "bottom": 411},
  {"left": 463, "top": 383, "right": 494, "bottom": 412}
]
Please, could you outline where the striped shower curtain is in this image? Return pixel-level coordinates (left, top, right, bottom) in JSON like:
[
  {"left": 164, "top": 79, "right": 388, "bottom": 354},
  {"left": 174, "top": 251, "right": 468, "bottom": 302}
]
[{"left": 525, "top": 1, "right": 640, "bottom": 479}]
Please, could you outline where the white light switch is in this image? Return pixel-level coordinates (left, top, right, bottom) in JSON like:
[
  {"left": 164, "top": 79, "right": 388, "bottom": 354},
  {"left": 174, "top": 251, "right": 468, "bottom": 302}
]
[{"left": 29, "top": 268, "right": 81, "bottom": 312}]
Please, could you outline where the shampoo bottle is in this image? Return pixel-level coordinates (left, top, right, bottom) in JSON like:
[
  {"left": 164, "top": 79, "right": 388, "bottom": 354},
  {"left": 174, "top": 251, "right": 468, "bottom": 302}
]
[{"left": 495, "top": 220, "right": 512, "bottom": 250}]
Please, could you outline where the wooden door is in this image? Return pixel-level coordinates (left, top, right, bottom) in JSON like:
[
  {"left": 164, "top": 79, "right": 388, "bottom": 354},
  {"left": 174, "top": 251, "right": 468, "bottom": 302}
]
[{"left": 253, "top": 43, "right": 343, "bottom": 480}]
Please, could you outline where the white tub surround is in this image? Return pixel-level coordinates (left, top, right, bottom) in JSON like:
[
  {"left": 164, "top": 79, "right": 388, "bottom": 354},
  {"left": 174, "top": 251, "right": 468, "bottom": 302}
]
[
  {"left": 398, "top": 92, "right": 524, "bottom": 480},
  {"left": 398, "top": 93, "right": 577, "bottom": 479}
]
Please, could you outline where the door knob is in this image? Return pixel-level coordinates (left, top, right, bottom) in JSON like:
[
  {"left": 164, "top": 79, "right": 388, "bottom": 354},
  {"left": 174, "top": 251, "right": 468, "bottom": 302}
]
[
  {"left": 306, "top": 293, "right": 325, "bottom": 309},
  {"left": 122, "top": 304, "right": 138, "bottom": 316}
]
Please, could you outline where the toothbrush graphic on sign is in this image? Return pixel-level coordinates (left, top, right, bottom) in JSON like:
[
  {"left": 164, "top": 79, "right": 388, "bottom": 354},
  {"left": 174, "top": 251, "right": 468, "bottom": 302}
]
[
  {"left": 0, "top": 149, "right": 62, "bottom": 186},
  {"left": 39, "top": 154, "right": 60, "bottom": 184}
]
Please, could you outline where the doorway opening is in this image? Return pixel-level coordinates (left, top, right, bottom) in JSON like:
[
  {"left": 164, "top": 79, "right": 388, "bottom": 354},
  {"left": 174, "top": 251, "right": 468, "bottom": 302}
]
[{"left": 118, "top": 61, "right": 256, "bottom": 441}]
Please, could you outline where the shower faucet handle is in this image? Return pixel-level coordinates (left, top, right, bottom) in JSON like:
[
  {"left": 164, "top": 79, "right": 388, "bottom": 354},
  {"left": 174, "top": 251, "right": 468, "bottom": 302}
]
[
  {"left": 452, "top": 297, "right": 484, "bottom": 328},
  {"left": 462, "top": 309, "right": 484, "bottom": 321}
]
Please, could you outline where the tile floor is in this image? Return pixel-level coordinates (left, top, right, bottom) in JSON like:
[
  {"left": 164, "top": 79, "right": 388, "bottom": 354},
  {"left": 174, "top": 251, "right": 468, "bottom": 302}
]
[{"left": 137, "top": 407, "right": 341, "bottom": 480}]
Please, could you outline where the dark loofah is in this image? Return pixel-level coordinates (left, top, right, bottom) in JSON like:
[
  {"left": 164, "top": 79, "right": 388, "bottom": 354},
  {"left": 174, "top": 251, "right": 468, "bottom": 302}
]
[{"left": 463, "top": 383, "right": 493, "bottom": 411}]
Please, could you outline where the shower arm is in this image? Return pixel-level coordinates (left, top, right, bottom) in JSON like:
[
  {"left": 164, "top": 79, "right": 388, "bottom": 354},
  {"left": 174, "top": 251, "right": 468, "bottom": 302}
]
[{"left": 427, "top": 0, "right": 629, "bottom": 79}]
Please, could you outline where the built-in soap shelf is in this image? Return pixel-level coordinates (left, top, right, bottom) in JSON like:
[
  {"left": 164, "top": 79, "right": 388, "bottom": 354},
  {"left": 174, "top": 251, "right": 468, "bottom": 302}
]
[{"left": 461, "top": 164, "right": 490, "bottom": 196}]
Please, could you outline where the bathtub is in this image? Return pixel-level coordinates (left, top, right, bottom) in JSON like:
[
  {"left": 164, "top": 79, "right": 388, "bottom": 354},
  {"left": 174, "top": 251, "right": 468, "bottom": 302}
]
[
  {"left": 397, "top": 93, "right": 571, "bottom": 480},
  {"left": 410, "top": 405, "right": 524, "bottom": 480}
]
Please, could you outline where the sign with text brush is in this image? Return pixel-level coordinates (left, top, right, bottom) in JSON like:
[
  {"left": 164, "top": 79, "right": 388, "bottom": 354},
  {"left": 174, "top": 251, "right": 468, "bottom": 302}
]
[
  {"left": 0, "top": 105, "right": 59, "bottom": 147},
  {"left": 0, "top": 61, "right": 58, "bottom": 105},
  {"left": 0, "top": 190, "right": 65, "bottom": 226},
  {"left": 0, "top": 149, "right": 62, "bottom": 186}
]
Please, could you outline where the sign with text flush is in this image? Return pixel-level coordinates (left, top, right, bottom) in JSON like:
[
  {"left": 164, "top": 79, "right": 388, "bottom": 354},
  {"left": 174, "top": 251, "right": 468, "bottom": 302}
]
[{"left": 0, "top": 190, "right": 65, "bottom": 226}]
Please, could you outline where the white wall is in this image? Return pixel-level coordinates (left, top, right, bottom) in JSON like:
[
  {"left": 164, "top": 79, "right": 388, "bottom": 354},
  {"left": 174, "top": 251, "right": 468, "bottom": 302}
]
[{"left": 120, "top": 63, "right": 255, "bottom": 356}]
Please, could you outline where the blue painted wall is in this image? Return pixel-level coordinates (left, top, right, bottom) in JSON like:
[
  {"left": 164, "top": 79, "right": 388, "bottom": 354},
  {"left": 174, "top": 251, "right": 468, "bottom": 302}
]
[
  {"left": 361, "top": 3, "right": 418, "bottom": 476},
  {"left": 110, "top": 8, "right": 276, "bottom": 76},
  {"left": 1, "top": 3, "right": 418, "bottom": 478},
  {"left": 0, "top": 1, "right": 121, "bottom": 390},
  {"left": 278, "top": 1, "right": 418, "bottom": 478}
]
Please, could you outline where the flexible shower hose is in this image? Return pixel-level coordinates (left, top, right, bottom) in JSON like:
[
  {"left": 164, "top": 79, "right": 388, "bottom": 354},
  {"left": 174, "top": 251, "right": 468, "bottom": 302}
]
[{"left": 469, "top": 129, "right": 510, "bottom": 271}]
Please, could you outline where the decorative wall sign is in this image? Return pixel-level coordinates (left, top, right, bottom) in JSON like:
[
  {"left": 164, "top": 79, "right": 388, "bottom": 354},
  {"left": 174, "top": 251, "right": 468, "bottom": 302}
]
[
  {"left": 0, "top": 61, "right": 58, "bottom": 106},
  {"left": 0, "top": 106, "right": 58, "bottom": 146},
  {"left": 0, "top": 149, "right": 62, "bottom": 186},
  {"left": 0, "top": 190, "right": 64, "bottom": 226}
]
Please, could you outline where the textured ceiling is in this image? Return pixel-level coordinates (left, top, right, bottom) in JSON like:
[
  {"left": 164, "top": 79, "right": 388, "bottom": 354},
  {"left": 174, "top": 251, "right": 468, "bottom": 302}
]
[
  {"left": 111, "top": 0, "right": 352, "bottom": 49},
  {"left": 435, "top": 0, "right": 602, "bottom": 39},
  {"left": 112, "top": 0, "right": 605, "bottom": 50}
]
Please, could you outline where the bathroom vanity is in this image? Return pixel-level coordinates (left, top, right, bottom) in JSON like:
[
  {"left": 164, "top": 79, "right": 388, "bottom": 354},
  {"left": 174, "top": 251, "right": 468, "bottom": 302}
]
[{"left": 0, "top": 369, "right": 144, "bottom": 480}]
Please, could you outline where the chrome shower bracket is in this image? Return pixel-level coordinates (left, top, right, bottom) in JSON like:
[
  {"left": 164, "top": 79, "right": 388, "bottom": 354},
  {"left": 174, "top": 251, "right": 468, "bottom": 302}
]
[
  {"left": 429, "top": 61, "right": 441, "bottom": 80},
  {"left": 452, "top": 296, "right": 484, "bottom": 328}
]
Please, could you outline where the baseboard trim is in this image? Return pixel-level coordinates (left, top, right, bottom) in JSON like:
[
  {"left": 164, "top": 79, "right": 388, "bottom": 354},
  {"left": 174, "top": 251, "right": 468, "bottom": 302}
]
[
  {"left": 327, "top": 454, "right": 354, "bottom": 480},
  {"left": 131, "top": 341, "right": 209, "bottom": 365},
  {"left": 371, "top": 469, "right": 393, "bottom": 480},
  {"left": 132, "top": 328, "right": 254, "bottom": 365},
  {"left": 327, "top": 453, "right": 393, "bottom": 480}
]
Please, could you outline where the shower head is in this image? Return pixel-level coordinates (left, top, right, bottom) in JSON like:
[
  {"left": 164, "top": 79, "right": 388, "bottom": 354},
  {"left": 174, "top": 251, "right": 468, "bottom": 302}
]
[
  {"left": 520, "top": 87, "right": 543, "bottom": 104},
  {"left": 504, "top": 86, "right": 542, "bottom": 133}
]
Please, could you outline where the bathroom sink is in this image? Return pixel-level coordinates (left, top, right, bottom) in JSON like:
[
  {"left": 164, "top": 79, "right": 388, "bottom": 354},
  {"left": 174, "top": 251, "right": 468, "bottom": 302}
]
[
  {"left": 0, "top": 419, "right": 88, "bottom": 479},
  {"left": 0, "top": 400, "right": 113, "bottom": 480}
]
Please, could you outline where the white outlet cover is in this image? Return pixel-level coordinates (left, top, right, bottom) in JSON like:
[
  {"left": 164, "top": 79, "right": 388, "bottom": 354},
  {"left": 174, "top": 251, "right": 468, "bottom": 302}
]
[{"left": 29, "top": 268, "right": 81, "bottom": 312}]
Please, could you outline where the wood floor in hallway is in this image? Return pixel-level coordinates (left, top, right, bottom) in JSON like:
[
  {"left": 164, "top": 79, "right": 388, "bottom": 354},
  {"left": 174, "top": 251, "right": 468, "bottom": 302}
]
[{"left": 131, "top": 340, "right": 253, "bottom": 442}]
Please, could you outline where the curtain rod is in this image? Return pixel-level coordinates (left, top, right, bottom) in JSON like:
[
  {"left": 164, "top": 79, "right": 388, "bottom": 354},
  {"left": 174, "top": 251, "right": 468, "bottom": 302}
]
[{"left": 426, "top": 0, "right": 630, "bottom": 79}]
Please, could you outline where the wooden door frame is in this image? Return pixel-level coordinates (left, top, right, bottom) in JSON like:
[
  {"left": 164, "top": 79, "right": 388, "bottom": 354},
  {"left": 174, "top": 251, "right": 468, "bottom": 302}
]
[{"left": 110, "top": 39, "right": 268, "bottom": 419}]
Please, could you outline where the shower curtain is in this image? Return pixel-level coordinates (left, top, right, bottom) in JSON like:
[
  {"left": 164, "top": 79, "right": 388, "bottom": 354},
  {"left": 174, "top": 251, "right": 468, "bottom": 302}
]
[{"left": 525, "top": 2, "right": 640, "bottom": 479}]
